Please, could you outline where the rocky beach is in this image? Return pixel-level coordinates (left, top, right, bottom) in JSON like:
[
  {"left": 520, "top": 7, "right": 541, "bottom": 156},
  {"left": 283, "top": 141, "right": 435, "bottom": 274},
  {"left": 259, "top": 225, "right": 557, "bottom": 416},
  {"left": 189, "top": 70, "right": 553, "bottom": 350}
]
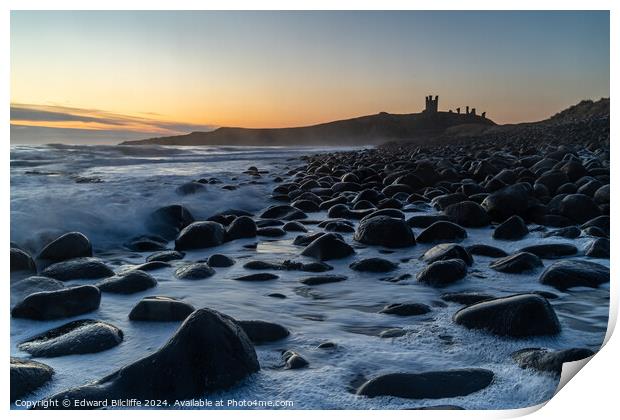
[{"left": 10, "top": 100, "right": 610, "bottom": 410}]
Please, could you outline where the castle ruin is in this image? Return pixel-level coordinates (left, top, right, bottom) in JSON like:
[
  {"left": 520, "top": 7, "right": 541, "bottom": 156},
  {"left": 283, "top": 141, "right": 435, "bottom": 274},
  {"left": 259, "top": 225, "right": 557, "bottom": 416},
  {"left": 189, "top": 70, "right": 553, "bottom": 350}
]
[{"left": 424, "top": 95, "right": 486, "bottom": 119}]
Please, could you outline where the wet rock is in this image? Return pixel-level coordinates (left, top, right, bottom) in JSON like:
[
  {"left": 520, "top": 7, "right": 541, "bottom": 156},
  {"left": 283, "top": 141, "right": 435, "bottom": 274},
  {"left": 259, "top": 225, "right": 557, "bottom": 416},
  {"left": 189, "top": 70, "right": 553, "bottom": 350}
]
[
  {"left": 175, "top": 221, "right": 226, "bottom": 250},
  {"left": 37, "top": 232, "right": 92, "bottom": 262},
  {"left": 407, "top": 214, "right": 448, "bottom": 228},
  {"left": 512, "top": 347, "right": 595, "bottom": 376},
  {"left": 97, "top": 270, "right": 157, "bottom": 293},
  {"left": 132, "top": 261, "right": 171, "bottom": 271},
  {"left": 422, "top": 243, "right": 473, "bottom": 266},
  {"left": 441, "top": 292, "right": 495, "bottom": 305},
  {"left": 11, "top": 276, "right": 64, "bottom": 303},
  {"left": 379, "top": 328, "right": 407, "bottom": 338},
  {"left": 489, "top": 252, "right": 543, "bottom": 273},
  {"left": 431, "top": 193, "right": 467, "bottom": 210},
  {"left": 492, "top": 215, "right": 529, "bottom": 240},
  {"left": 519, "top": 243, "right": 578, "bottom": 259},
  {"left": 481, "top": 183, "right": 532, "bottom": 222},
  {"left": 124, "top": 235, "right": 168, "bottom": 251},
  {"left": 146, "top": 250, "right": 185, "bottom": 262},
  {"left": 283, "top": 350, "right": 308, "bottom": 369},
  {"left": 356, "top": 369, "right": 494, "bottom": 399},
  {"left": 292, "top": 199, "right": 320, "bottom": 212},
  {"left": 301, "top": 233, "right": 355, "bottom": 261},
  {"left": 350, "top": 258, "right": 398, "bottom": 273},
  {"left": 283, "top": 221, "right": 308, "bottom": 232},
  {"left": 12, "top": 285, "right": 101, "bottom": 320},
  {"left": 317, "top": 341, "right": 337, "bottom": 349},
  {"left": 324, "top": 221, "right": 355, "bottom": 233},
  {"left": 174, "top": 263, "right": 215, "bottom": 280},
  {"left": 558, "top": 194, "right": 601, "bottom": 223},
  {"left": 581, "top": 215, "right": 610, "bottom": 234},
  {"left": 416, "top": 259, "right": 467, "bottom": 287},
  {"left": 453, "top": 293, "right": 561, "bottom": 337},
  {"left": 293, "top": 231, "right": 326, "bottom": 246},
  {"left": 10, "top": 357, "right": 54, "bottom": 402},
  {"left": 594, "top": 184, "right": 609, "bottom": 205},
  {"left": 238, "top": 320, "right": 290, "bottom": 343},
  {"left": 543, "top": 226, "right": 582, "bottom": 239},
  {"left": 256, "top": 227, "right": 286, "bottom": 237},
  {"left": 40, "top": 257, "right": 114, "bottom": 281},
  {"left": 354, "top": 216, "right": 416, "bottom": 248},
  {"left": 146, "top": 205, "right": 195, "bottom": 240},
  {"left": 234, "top": 273, "right": 279, "bottom": 281},
  {"left": 585, "top": 238, "right": 609, "bottom": 258},
  {"left": 18, "top": 320, "right": 123, "bottom": 357},
  {"left": 379, "top": 303, "right": 431, "bottom": 316},
  {"left": 443, "top": 201, "right": 490, "bottom": 227},
  {"left": 226, "top": 216, "right": 257, "bottom": 239},
  {"left": 176, "top": 181, "right": 206, "bottom": 195},
  {"left": 539, "top": 260, "right": 609, "bottom": 290},
  {"left": 129, "top": 296, "right": 195, "bottom": 321},
  {"left": 11, "top": 248, "right": 37, "bottom": 273},
  {"left": 416, "top": 221, "right": 467, "bottom": 243},
  {"left": 40, "top": 308, "right": 259, "bottom": 406},
  {"left": 207, "top": 254, "right": 235, "bottom": 267},
  {"left": 259, "top": 205, "right": 307, "bottom": 221},
  {"left": 465, "top": 244, "right": 508, "bottom": 258},
  {"left": 299, "top": 275, "right": 347, "bottom": 285}
]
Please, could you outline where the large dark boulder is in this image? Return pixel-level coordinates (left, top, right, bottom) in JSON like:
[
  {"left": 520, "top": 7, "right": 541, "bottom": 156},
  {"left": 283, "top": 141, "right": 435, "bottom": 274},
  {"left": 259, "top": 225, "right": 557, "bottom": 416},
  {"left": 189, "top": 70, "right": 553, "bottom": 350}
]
[
  {"left": 481, "top": 183, "right": 532, "bottom": 222},
  {"left": 512, "top": 347, "right": 595, "bottom": 376},
  {"left": 416, "top": 259, "right": 467, "bottom": 287},
  {"left": 443, "top": 201, "right": 490, "bottom": 227},
  {"left": 466, "top": 244, "right": 508, "bottom": 258},
  {"left": 37, "top": 232, "right": 92, "bottom": 262},
  {"left": 356, "top": 369, "right": 494, "bottom": 399},
  {"left": 18, "top": 320, "right": 123, "bottom": 357},
  {"left": 207, "top": 254, "right": 235, "bottom": 267},
  {"left": 407, "top": 214, "right": 448, "bottom": 228},
  {"left": 39, "top": 308, "right": 260, "bottom": 407},
  {"left": 422, "top": 243, "right": 473, "bottom": 266},
  {"left": 492, "top": 215, "right": 529, "bottom": 240},
  {"left": 354, "top": 216, "right": 416, "bottom": 248},
  {"left": 379, "top": 303, "right": 431, "bottom": 316},
  {"left": 97, "top": 270, "right": 157, "bottom": 294},
  {"left": 558, "top": 194, "right": 601, "bottom": 224},
  {"left": 11, "top": 248, "right": 37, "bottom": 273},
  {"left": 238, "top": 320, "right": 290, "bottom": 343},
  {"left": 259, "top": 205, "right": 307, "bottom": 221},
  {"left": 146, "top": 250, "right": 185, "bottom": 262},
  {"left": 174, "top": 221, "right": 226, "bottom": 251},
  {"left": 10, "top": 357, "right": 54, "bottom": 402},
  {"left": 146, "top": 205, "right": 194, "bottom": 240},
  {"left": 539, "top": 260, "right": 609, "bottom": 290},
  {"left": 299, "top": 275, "right": 347, "bottom": 285},
  {"left": 453, "top": 294, "right": 561, "bottom": 337},
  {"left": 40, "top": 257, "right": 114, "bottom": 281},
  {"left": 226, "top": 216, "right": 257, "bottom": 239},
  {"left": 129, "top": 296, "right": 195, "bottom": 321},
  {"left": 301, "top": 233, "right": 354, "bottom": 261},
  {"left": 176, "top": 181, "right": 206, "bottom": 195},
  {"left": 489, "top": 252, "right": 543, "bottom": 273},
  {"left": 11, "top": 276, "right": 64, "bottom": 304},
  {"left": 519, "top": 243, "right": 578, "bottom": 259},
  {"left": 416, "top": 221, "right": 467, "bottom": 243},
  {"left": 585, "top": 238, "right": 610, "bottom": 258},
  {"left": 174, "top": 263, "right": 216, "bottom": 280},
  {"left": 12, "top": 285, "right": 101, "bottom": 320}
]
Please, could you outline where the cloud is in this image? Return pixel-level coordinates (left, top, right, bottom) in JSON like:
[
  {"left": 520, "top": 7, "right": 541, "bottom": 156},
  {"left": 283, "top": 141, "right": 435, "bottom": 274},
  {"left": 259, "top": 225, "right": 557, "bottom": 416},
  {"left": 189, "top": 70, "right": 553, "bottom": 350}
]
[{"left": 10, "top": 103, "right": 216, "bottom": 139}]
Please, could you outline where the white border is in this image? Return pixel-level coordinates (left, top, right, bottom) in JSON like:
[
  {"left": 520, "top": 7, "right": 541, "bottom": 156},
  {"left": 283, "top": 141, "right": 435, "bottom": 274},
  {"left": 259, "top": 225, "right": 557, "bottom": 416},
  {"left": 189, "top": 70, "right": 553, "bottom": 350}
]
[{"left": 3, "top": 2, "right": 616, "bottom": 420}]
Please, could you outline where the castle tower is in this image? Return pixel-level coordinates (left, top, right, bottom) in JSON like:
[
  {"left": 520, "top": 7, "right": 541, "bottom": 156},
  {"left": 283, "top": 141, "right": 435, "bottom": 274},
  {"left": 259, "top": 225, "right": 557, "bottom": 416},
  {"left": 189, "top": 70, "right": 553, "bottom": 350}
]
[{"left": 424, "top": 95, "right": 438, "bottom": 113}]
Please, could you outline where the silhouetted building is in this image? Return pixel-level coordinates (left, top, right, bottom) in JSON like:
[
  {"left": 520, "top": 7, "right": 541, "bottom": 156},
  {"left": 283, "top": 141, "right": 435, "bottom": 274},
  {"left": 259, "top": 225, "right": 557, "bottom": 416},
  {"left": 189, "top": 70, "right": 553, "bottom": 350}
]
[{"left": 425, "top": 95, "right": 438, "bottom": 113}]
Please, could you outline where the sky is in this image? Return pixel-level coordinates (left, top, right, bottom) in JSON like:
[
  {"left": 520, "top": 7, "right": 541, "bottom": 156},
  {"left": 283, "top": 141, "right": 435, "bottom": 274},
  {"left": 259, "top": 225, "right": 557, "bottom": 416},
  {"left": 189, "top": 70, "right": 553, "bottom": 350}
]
[{"left": 10, "top": 11, "right": 610, "bottom": 144}]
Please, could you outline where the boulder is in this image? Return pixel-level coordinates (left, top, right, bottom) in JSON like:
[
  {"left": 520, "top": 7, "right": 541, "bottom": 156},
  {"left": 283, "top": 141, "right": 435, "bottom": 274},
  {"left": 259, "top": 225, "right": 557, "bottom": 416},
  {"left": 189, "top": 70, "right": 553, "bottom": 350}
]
[
  {"left": 585, "top": 238, "right": 610, "bottom": 258},
  {"left": 11, "top": 248, "right": 37, "bottom": 273},
  {"left": 416, "top": 221, "right": 467, "bottom": 243},
  {"left": 512, "top": 347, "right": 595, "bottom": 376},
  {"left": 146, "top": 250, "right": 185, "bottom": 262},
  {"left": 283, "top": 350, "right": 308, "bottom": 369},
  {"left": 492, "top": 215, "right": 529, "bottom": 240},
  {"left": 356, "top": 369, "right": 494, "bottom": 399},
  {"left": 129, "top": 296, "right": 195, "bottom": 321},
  {"left": 465, "top": 244, "right": 508, "bottom": 258},
  {"left": 259, "top": 205, "right": 307, "bottom": 221},
  {"left": 301, "top": 233, "right": 354, "bottom": 261},
  {"left": 519, "top": 244, "right": 578, "bottom": 259},
  {"left": 11, "top": 285, "right": 101, "bottom": 320},
  {"left": 422, "top": 243, "right": 473, "bottom": 266},
  {"left": 283, "top": 221, "right": 308, "bottom": 232},
  {"left": 350, "top": 258, "right": 398, "bottom": 273},
  {"left": 379, "top": 303, "right": 431, "bottom": 316},
  {"left": 175, "top": 222, "right": 226, "bottom": 251},
  {"left": 207, "top": 254, "right": 235, "bottom": 267},
  {"left": 354, "top": 216, "right": 416, "bottom": 248},
  {"left": 10, "top": 357, "right": 54, "bottom": 402},
  {"left": 146, "top": 205, "right": 195, "bottom": 240},
  {"left": 11, "top": 276, "right": 64, "bottom": 304},
  {"left": 441, "top": 292, "right": 495, "bottom": 305},
  {"left": 453, "top": 294, "right": 561, "bottom": 337},
  {"left": 37, "top": 232, "right": 92, "bottom": 262},
  {"left": 234, "top": 273, "right": 279, "bottom": 281},
  {"left": 481, "top": 183, "right": 532, "bottom": 222},
  {"left": 176, "top": 181, "right": 206, "bottom": 195},
  {"left": 174, "top": 263, "right": 216, "bottom": 280},
  {"left": 299, "top": 275, "right": 347, "bottom": 285},
  {"left": 443, "top": 201, "right": 490, "bottom": 227},
  {"left": 407, "top": 214, "right": 448, "bottom": 228},
  {"left": 416, "top": 259, "right": 467, "bottom": 287},
  {"left": 238, "top": 320, "right": 290, "bottom": 343},
  {"left": 539, "top": 260, "right": 609, "bottom": 290},
  {"left": 40, "top": 257, "right": 114, "bottom": 281},
  {"left": 39, "top": 308, "right": 259, "bottom": 406},
  {"left": 18, "top": 320, "right": 123, "bottom": 357},
  {"left": 558, "top": 194, "right": 601, "bottom": 224},
  {"left": 226, "top": 216, "right": 257, "bottom": 239},
  {"left": 97, "top": 270, "right": 157, "bottom": 293},
  {"left": 256, "top": 227, "right": 286, "bottom": 237},
  {"left": 489, "top": 252, "right": 543, "bottom": 273}
]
